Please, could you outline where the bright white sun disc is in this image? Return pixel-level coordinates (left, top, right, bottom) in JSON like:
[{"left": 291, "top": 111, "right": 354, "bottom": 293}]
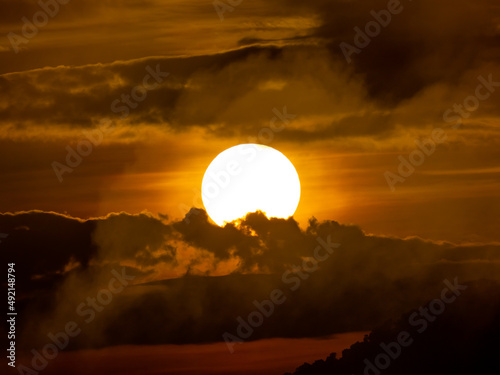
[{"left": 201, "top": 144, "right": 301, "bottom": 226}]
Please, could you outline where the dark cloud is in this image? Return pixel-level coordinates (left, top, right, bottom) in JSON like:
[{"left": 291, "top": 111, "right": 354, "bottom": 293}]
[
  {"left": 0, "top": 211, "right": 96, "bottom": 281},
  {"left": 2, "top": 41, "right": 499, "bottom": 146},
  {"left": 1, "top": 0, "right": 499, "bottom": 110},
  {"left": 1, "top": 209, "right": 500, "bottom": 350},
  {"left": 0, "top": 46, "right": 286, "bottom": 127},
  {"left": 285, "top": 0, "right": 500, "bottom": 103}
]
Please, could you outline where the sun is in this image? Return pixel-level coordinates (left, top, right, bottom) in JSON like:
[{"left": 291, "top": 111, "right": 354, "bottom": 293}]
[{"left": 201, "top": 144, "right": 301, "bottom": 226}]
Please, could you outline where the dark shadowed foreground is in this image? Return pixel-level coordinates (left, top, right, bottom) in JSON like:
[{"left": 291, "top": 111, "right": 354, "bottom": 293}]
[{"left": 286, "top": 280, "right": 500, "bottom": 375}]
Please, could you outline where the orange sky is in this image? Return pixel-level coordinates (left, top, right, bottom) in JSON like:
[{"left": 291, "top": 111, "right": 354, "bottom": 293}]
[
  {"left": 1, "top": 3, "right": 500, "bottom": 373},
  {"left": 14, "top": 333, "right": 367, "bottom": 375},
  {"left": 1, "top": 0, "right": 500, "bottom": 242}
]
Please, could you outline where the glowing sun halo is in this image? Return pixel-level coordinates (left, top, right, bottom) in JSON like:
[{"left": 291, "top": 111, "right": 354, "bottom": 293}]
[{"left": 201, "top": 144, "right": 301, "bottom": 226}]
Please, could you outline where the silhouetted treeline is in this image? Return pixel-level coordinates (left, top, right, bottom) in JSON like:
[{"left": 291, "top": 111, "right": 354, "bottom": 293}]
[{"left": 286, "top": 279, "right": 500, "bottom": 375}]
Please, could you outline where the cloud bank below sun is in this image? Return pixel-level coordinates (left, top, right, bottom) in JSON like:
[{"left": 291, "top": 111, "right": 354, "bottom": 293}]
[{"left": 1, "top": 209, "right": 500, "bottom": 349}]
